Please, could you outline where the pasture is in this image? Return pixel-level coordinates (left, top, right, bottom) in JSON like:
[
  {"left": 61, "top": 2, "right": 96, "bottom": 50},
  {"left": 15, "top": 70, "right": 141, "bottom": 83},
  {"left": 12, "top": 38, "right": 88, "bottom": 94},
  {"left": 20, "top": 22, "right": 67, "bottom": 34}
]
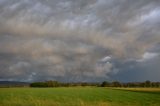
[{"left": 0, "top": 87, "right": 160, "bottom": 106}]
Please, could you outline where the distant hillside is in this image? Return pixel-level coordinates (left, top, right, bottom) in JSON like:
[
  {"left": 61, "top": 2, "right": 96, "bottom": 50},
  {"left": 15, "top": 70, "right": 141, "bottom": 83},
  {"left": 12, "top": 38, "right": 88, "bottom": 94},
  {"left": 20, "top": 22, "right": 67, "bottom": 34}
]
[{"left": 0, "top": 81, "right": 30, "bottom": 87}]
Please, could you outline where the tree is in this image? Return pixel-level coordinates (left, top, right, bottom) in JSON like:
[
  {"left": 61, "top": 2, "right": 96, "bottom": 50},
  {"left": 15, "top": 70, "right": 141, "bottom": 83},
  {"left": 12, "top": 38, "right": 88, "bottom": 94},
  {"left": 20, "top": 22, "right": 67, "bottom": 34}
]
[
  {"left": 145, "top": 80, "right": 151, "bottom": 87},
  {"left": 111, "top": 81, "right": 121, "bottom": 87},
  {"left": 101, "top": 81, "right": 110, "bottom": 87}
]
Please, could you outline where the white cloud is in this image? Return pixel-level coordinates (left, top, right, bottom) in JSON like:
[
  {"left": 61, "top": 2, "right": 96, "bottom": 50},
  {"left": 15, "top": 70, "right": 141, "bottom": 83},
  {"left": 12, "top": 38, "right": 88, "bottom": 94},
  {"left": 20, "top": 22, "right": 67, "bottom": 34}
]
[
  {"left": 137, "top": 52, "right": 159, "bottom": 62},
  {"left": 101, "top": 56, "right": 111, "bottom": 62},
  {"left": 141, "top": 8, "right": 160, "bottom": 21}
]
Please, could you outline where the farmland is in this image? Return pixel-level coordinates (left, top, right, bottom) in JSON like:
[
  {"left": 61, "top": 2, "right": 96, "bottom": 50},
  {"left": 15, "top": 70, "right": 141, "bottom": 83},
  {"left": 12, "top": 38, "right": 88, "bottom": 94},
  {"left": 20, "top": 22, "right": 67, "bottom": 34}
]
[{"left": 0, "top": 87, "right": 160, "bottom": 106}]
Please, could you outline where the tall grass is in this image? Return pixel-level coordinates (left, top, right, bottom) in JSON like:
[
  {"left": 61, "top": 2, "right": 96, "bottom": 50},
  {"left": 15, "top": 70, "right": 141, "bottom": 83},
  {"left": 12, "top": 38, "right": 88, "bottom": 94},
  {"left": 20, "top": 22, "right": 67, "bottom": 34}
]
[{"left": 0, "top": 87, "right": 160, "bottom": 106}]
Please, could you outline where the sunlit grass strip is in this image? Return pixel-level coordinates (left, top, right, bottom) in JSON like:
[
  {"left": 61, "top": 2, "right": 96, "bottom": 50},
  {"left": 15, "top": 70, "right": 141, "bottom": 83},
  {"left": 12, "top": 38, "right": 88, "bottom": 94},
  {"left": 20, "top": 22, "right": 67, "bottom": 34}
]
[{"left": 112, "top": 87, "right": 160, "bottom": 92}]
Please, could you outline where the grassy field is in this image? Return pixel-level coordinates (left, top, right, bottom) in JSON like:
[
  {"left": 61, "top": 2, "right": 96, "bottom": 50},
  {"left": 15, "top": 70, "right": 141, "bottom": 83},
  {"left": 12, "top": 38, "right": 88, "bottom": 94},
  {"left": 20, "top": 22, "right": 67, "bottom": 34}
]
[{"left": 0, "top": 87, "right": 160, "bottom": 106}]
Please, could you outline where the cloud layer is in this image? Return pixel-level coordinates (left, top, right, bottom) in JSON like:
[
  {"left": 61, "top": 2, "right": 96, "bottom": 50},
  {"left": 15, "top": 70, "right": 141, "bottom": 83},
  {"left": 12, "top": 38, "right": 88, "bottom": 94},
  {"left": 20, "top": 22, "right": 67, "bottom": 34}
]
[{"left": 0, "top": 0, "right": 160, "bottom": 82}]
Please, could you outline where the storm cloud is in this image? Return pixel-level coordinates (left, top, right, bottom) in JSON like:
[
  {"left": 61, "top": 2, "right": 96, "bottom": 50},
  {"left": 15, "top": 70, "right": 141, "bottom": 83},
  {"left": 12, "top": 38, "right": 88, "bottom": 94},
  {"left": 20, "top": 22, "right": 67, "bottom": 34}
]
[{"left": 0, "top": 0, "right": 160, "bottom": 82}]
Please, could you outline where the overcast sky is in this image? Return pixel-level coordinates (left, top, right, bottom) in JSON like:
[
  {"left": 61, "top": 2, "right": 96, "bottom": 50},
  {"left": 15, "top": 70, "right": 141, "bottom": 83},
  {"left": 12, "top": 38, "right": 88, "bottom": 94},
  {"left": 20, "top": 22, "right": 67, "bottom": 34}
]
[{"left": 0, "top": 0, "right": 160, "bottom": 82}]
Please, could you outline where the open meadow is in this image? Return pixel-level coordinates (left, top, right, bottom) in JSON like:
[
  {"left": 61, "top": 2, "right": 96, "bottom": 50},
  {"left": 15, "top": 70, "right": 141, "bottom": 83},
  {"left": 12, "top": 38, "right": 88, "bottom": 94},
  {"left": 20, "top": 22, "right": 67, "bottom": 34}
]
[{"left": 0, "top": 87, "right": 160, "bottom": 106}]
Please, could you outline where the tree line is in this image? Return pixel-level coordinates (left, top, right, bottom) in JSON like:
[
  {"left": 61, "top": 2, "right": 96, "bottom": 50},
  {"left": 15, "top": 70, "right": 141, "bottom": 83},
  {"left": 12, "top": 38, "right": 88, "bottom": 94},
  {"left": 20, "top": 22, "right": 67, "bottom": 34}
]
[
  {"left": 30, "top": 81, "right": 99, "bottom": 87},
  {"left": 101, "top": 80, "right": 160, "bottom": 87},
  {"left": 30, "top": 80, "right": 160, "bottom": 88}
]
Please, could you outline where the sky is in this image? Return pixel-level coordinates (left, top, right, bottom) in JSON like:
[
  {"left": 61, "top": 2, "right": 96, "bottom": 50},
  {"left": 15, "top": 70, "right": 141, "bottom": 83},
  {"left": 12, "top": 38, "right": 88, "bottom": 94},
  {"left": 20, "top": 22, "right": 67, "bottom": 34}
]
[{"left": 0, "top": 0, "right": 160, "bottom": 82}]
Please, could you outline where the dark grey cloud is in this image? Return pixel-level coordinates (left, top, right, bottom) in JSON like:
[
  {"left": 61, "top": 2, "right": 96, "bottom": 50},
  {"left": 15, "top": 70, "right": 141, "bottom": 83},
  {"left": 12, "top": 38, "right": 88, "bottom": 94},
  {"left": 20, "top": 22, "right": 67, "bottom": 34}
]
[
  {"left": 112, "top": 54, "right": 160, "bottom": 82},
  {"left": 0, "top": 0, "right": 160, "bottom": 82}
]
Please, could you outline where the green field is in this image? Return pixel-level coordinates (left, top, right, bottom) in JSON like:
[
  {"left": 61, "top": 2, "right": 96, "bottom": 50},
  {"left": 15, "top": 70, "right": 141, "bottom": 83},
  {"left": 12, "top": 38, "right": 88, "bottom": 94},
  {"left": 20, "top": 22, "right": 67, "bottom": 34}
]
[{"left": 0, "top": 87, "right": 160, "bottom": 106}]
